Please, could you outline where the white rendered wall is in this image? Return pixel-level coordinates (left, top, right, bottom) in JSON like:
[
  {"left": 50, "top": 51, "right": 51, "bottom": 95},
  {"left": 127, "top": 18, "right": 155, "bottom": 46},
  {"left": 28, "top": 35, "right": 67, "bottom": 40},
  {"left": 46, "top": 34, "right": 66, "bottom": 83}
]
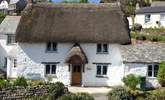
[
  {"left": 14, "top": 43, "right": 124, "bottom": 86},
  {"left": 124, "top": 63, "right": 160, "bottom": 88},
  {"left": 135, "top": 13, "right": 165, "bottom": 28}
]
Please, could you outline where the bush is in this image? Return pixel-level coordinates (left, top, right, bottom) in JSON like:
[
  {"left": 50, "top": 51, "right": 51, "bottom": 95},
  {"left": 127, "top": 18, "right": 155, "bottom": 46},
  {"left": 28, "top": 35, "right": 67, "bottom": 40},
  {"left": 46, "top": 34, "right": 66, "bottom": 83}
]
[
  {"left": 108, "top": 86, "right": 133, "bottom": 100},
  {"left": 136, "top": 35, "right": 146, "bottom": 41},
  {"left": 48, "top": 82, "right": 68, "bottom": 99},
  {"left": 146, "top": 89, "right": 165, "bottom": 100},
  {"left": 13, "top": 76, "right": 28, "bottom": 87},
  {"left": 0, "top": 13, "right": 6, "bottom": 23},
  {"left": 131, "top": 23, "right": 142, "bottom": 31},
  {"left": 31, "top": 80, "right": 45, "bottom": 87},
  {"left": 57, "top": 92, "right": 94, "bottom": 100},
  {"left": 157, "top": 61, "right": 165, "bottom": 87},
  {"left": 122, "top": 74, "right": 140, "bottom": 90}
]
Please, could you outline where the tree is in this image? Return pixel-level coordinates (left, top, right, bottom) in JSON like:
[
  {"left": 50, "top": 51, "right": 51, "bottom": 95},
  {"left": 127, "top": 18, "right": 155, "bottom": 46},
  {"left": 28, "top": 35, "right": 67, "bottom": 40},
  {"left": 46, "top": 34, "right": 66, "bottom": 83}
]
[{"left": 157, "top": 61, "right": 165, "bottom": 87}]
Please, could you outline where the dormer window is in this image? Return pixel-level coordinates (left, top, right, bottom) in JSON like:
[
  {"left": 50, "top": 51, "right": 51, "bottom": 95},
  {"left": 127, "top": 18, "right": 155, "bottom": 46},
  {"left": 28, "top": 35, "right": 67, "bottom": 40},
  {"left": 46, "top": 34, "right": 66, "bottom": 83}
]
[
  {"left": 97, "top": 43, "right": 108, "bottom": 54},
  {"left": 46, "top": 42, "right": 57, "bottom": 52},
  {"left": 7, "top": 34, "right": 15, "bottom": 45}
]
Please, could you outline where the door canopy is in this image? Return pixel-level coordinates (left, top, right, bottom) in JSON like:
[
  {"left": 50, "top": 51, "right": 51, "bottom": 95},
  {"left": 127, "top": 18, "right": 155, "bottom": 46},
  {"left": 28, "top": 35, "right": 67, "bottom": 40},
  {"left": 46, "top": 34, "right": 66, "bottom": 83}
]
[{"left": 65, "top": 43, "right": 88, "bottom": 64}]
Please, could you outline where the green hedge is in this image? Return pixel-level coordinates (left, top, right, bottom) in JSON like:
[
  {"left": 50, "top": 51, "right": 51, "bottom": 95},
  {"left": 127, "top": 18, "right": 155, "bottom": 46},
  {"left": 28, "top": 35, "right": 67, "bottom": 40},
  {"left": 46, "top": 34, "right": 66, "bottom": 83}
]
[
  {"left": 131, "top": 32, "right": 165, "bottom": 43},
  {"left": 142, "top": 28, "right": 165, "bottom": 35},
  {"left": 0, "top": 13, "right": 6, "bottom": 23}
]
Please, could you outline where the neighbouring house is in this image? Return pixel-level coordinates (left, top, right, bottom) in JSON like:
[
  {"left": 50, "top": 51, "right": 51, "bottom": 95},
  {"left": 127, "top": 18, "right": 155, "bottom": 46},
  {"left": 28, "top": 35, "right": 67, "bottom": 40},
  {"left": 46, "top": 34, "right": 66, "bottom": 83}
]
[
  {"left": 129, "top": 6, "right": 165, "bottom": 28},
  {"left": 0, "top": 16, "right": 21, "bottom": 78},
  {"left": 0, "top": 3, "right": 165, "bottom": 87},
  {"left": 121, "top": 43, "right": 165, "bottom": 87},
  {"left": 0, "top": 0, "right": 9, "bottom": 14}
]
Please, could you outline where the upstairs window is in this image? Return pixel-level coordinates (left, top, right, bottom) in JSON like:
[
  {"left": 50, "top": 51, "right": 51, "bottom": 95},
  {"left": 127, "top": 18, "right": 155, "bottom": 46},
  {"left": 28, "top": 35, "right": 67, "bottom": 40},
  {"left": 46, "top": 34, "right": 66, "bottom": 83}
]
[
  {"left": 148, "top": 64, "right": 159, "bottom": 77},
  {"left": 145, "top": 14, "right": 151, "bottom": 23},
  {"left": 97, "top": 44, "right": 108, "bottom": 53},
  {"left": 46, "top": 42, "right": 57, "bottom": 52},
  {"left": 7, "top": 34, "right": 15, "bottom": 45},
  {"left": 45, "top": 64, "right": 56, "bottom": 75},
  {"left": 160, "top": 14, "right": 165, "bottom": 21},
  {"left": 96, "top": 64, "right": 108, "bottom": 76}
]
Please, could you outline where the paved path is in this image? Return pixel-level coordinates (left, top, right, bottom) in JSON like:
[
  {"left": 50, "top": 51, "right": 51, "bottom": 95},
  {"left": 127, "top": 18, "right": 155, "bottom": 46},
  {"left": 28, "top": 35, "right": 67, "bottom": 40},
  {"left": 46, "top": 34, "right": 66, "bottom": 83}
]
[{"left": 68, "top": 87, "right": 111, "bottom": 100}]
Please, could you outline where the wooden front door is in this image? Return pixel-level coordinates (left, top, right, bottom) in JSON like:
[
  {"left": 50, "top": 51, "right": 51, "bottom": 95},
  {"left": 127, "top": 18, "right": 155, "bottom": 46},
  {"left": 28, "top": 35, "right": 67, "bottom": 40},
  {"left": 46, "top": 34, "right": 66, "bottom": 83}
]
[{"left": 72, "top": 64, "right": 81, "bottom": 85}]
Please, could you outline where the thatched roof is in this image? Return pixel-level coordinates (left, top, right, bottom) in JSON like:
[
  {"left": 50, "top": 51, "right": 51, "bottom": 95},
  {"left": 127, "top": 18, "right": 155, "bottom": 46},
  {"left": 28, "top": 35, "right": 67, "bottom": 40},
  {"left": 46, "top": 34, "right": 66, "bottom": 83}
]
[
  {"left": 120, "top": 43, "right": 165, "bottom": 63},
  {"left": 16, "top": 3, "right": 131, "bottom": 44},
  {"left": 0, "top": 16, "right": 21, "bottom": 35},
  {"left": 65, "top": 44, "right": 88, "bottom": 64}
]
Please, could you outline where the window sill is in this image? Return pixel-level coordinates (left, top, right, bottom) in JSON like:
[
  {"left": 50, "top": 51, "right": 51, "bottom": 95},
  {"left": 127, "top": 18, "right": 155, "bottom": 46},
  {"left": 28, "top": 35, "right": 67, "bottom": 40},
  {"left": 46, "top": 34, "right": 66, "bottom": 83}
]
[
  {"left": 147, "top": 77, "right": 156, "bottom": 79},
  {"left": 96, "top": 75, "right": 108, "bottom": 78},
  {"left": 96, "top": 52, "right": 109, "bottom": 54},
  {"left": 7, "top": 43, "right": 16, "bottom": 45},
  {"left": 45, "top": 74, "right": 57, "bottom": 78},
  {"left": 45, "top": 51, "right": 57, "bottom": 53}
]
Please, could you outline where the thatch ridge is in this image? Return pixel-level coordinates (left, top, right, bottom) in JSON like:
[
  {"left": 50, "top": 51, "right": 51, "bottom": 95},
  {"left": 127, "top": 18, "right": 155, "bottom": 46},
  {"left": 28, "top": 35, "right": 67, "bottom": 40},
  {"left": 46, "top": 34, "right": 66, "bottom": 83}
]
[{"left": 16, "top": 3, "right": 131, "bottom": 44}]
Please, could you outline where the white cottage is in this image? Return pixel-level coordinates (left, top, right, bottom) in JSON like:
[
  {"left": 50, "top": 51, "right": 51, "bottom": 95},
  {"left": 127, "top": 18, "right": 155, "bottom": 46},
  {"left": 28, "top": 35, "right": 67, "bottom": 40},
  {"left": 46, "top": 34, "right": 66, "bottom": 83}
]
[
  {"left": 14, "top": 3, "right": 131, "bottom": 86},
  {"left": 134, "top": 6, "right": 165, "bottom": 28},
  {"left": 1, "top": 3, "right": 165, "bottom": 87}
]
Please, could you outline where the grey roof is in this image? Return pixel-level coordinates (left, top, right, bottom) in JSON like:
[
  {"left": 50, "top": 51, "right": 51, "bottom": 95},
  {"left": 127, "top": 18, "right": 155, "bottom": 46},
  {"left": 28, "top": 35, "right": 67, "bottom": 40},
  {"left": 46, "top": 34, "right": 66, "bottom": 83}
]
[
  {"left": 120, "top": 43, "right": 165, "bottom": 63},
  {"left": 136, "top": 6, "right": 165, "bottom": 14},
  {"left": 0, "top": 16, "right": 21, "bottom": 34},
  {"left": 151, "top": 1, "right": 165, "bottom": 7}
]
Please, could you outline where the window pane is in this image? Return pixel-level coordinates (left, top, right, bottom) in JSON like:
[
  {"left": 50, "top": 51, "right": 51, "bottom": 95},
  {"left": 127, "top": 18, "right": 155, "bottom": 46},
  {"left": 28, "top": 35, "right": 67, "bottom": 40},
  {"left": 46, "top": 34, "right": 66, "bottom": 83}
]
[
  {"left": 52, "top": 65, "right": 56, "bottom": 74},
  {"left": 14, "top": 59, "right": 17, "bottom": 68},
  {"left": 46, "top": 42, "right": 51, "bottom": 51},
  {"left": 53, "top": 42, "right": 57, "bottom": 51},
  {"left": 7, "top": 35, "right": 11, "bottom": 44},
  {"left": 11, "top": 35, "right": 15, "bottom": 43},
  {"left": 148, "top": 71, "right": 152, "bottom": 77},
  {"left": 148, "top": 65, "right": 152, "bottom": 70},
  {"left": 46, "top": 65, "right": 50, "bottom": 74},
  {"left": 145, "top": 14, "right": 151, "bottom": 23},
  {"left": 97, "top": 44, "right": 102, "bottom": 53},
  {"left": 103, "top": 44, "right": 108, "bottom": 52},
  {"left": 154, "top": 65, "right": 159, "bottom": 77},
  {"left": 103, "top": 65, "right": 107, "bottom": 75},
  {"left": 97, "top": 65, "right": 101, "bottom": 75}
]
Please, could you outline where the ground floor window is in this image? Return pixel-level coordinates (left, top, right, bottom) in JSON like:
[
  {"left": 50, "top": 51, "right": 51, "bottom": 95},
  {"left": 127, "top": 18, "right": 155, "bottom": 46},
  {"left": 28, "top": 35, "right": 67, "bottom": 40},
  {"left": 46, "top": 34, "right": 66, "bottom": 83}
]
[
  {"left": 96, "top": 64, "right": 108, "bottom": 76},
  {"left": 147, "top": 64, "right": 159, "bottom": 77},
  {"left": 45, "top": 64, "right": 56, "bottom": 75}
]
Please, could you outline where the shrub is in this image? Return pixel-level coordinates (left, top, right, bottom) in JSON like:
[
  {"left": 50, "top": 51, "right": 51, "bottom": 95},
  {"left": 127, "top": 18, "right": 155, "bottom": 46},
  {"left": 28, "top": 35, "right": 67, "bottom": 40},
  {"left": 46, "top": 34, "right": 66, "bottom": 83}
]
[
  {"left": 13, "top": 76, "right": 28, "bottom": 87},
  {"left": 48, "top": 82, "right": 68, "bottom": 99},
  {"left": 146, "top": 89, "right": 165, "bottom": 100},
  {"left": 108, "top": 86, "right": 133, "bottom": 100},
  {"left": 31, "top": 80, "right": 45, "bottom": 87},
  {"left": 136, "top": 35, "right": 146, "bottom": 41},
  {"left": 131, "top": 23, "right": 142, "bottom": 31},
  {"left": 122, "top": 74, "right": 140, "bottom": 90},
  {"left": 157, "top": 61, "right": 165, "bottom": 87},
  {"left": 0, "top": 79, "right": 10, "bottom": 89},
  {"left": 57, "top": 92, "right": 94, "bottom": 100}
]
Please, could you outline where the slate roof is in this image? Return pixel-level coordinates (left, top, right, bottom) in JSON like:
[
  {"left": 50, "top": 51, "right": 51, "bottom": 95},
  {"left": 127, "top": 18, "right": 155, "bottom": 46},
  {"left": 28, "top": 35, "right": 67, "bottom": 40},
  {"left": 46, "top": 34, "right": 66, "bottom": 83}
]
[
  {"left": 120, "top": 43, "right": 165, "bottom": 63},
  {"left": 136, "top": 6, "right": 165, "bottom": 14},
  {"left": 0, "top": 16, "right": 21, "bottom": 34}
]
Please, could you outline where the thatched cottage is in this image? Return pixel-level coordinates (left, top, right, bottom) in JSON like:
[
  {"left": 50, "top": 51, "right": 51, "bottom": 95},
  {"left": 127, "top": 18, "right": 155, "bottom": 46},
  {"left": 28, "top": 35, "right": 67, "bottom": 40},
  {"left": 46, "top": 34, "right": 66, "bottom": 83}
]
[{"left": 0, "top": 3, "right": 165, "bottom": 87}]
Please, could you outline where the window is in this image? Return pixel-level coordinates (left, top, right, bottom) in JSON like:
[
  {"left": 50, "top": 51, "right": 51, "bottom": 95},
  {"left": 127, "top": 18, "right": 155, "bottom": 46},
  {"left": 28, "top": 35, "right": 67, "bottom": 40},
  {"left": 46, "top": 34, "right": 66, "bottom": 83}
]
[
  {"left": 147, "top": 64, "right": 159, "bottom": 77},
  {"left": 45, "top": 64, "right": 56, "bottom": 75},
  {"left": 97, "top": 43, "right": 108, "bottom": 53},
  {"left": 4, "top": 57, "right": 7, "bottom": 68},
  {"left": 145, "top": 14, "right": 151, "bottom": 23},
  {"left": 96, "top": 64, "right": 108, "bottom": 76},
  {"left": 160, "top": 14, "right": 165, "bottom": 21},
  {"left": 7, "top": 34, "right": 15, "bottom": 45},
  {"left": 46, "top": 42, "right": 57, "bottom": 52},
  {"left": 13, "top": 59, "right": 17, "bottom": 68}
]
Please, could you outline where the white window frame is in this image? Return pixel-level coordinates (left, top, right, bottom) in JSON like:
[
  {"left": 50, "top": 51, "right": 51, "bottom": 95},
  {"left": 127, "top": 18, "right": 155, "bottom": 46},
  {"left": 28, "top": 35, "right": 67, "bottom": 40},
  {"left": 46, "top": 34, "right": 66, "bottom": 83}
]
[
  {"left": 96, "top": 43, "right": 109, "bottom": 54},
  {"left": 160, "top": 14, "right": 165, "bottom": 21},
  {"left": 147, "top": 64, "right": 159, "bottom": 78},
  {"left": 96, "top": 64, "right": 108, "bottom": 76},
  {"left": 46, "top": 42, "right": 57, "bottom": 52},
  {"left": 145, "top": 14, "right": 151, "bottom": 23},
  {"left": 45, "top": 64, "right": 56, "bottom": 75},
  {"left": 7, "top": 34, "right": 16, "bottom": 45}
]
